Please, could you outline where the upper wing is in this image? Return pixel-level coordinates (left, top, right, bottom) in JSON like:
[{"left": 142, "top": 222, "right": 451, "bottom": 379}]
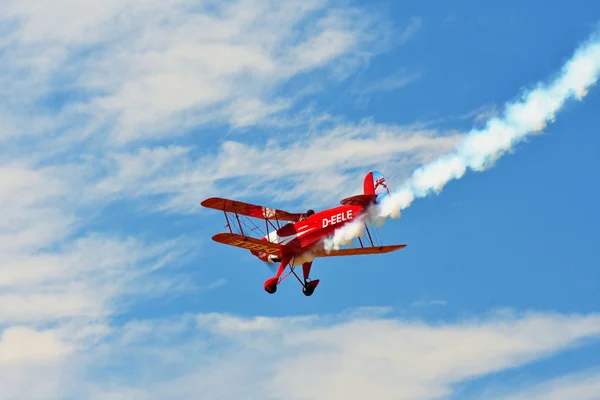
[
  {"left": 212, "top": 233, "right": 287, "bottom": 256},
  {"left": 201, "top": 197, "right": 304, "bottom": 221},
  {"left": 313, "top": 244, "right": 406, "bottom": 258}
]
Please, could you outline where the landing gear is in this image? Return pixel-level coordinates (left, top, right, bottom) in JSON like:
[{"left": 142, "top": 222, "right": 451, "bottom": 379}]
[
  {"left": 302, "top": 279, "right": 319, "bottom": 296},
  {"left": 263, "top": 257, "right": 289, "bottom": 295},
  {"left": 263, "top": 258, "right": 320, "bottom": 296},
  {"left": 302, "top": 284, "right": 315, "bottom": 296},
  {"left": 265, "top": 283, "right": 277, "bottom": 294},
  {"left": 264, "top": 276, "right": 279, "bottom": 294},
  {"left": 301, "top": 261, "right": 319, "bottom": 297}
]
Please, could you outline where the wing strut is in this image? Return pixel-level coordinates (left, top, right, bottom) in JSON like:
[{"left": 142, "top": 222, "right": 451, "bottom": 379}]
[
  {"left": 224, "top": 210, "right": 233, "bottom": 234},
  {"left": 364, "top": 222, "right": 375, "bottom": 247},
  {"left": 235, "top": 213, "right": 245, "bottom": 236}
]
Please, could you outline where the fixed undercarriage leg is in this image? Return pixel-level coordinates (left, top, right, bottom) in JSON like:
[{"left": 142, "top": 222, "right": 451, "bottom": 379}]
[
  {"left": 263, "top": 256, "right": 290, "bottom": 294},
  {"left": 301, "top": 261, "right": 319, "bottom": 297}
]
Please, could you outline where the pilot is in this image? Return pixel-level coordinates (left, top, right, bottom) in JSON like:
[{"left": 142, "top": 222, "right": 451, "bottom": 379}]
[{"left": 299, "top": 209, "right": 315, "bottom": 221}]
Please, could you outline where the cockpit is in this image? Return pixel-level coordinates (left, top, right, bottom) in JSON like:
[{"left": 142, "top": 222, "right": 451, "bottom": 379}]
[{"left": 299, "top": 209, "right": 315, "bottom": 221}]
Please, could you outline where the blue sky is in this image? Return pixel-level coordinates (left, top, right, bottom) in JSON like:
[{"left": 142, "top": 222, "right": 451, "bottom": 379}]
[{"left": 1, "top": 0, "right": 600, "bottom": 399}]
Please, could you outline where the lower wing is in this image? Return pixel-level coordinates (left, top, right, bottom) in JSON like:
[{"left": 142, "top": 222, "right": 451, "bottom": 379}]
[
  {"left": 313, "top": 244, "right": 406, "bottom": 257},
  {"left": 212, "top": 233, "right": 286, "bottom": 256},
  {"left": 212, "top": 232, "right": 405, "bottom": 259}
]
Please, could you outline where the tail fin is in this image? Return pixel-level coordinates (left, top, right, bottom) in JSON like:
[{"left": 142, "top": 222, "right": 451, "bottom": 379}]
[
  {"left": 340, "top": 170, "right": 390, "bottom": 206},
  {"left": 364, "top": 170, "right": 390, "bottom": 203}
]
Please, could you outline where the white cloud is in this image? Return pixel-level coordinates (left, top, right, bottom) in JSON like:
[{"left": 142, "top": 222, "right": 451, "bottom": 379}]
[
  {"left": 399, "top": 16, "right": 423, "bottom": 43},
  {"left": 411, "top": 299, "right": 447, "bottom": 307},
  {"left": 94, "top": 145, "right": 193, "bottom": 198},
  {"left": 0, "top": 0, "right": 434, "bottom": 229},
  {"left": 0, "top": 0, "right": 391, "bottom": 338},
  {"left": 0, "top": 156, "right": 192, "bottom": 327},
  {"left": 94, "top": 121, "right": 463, "bottom": 213},
  {"left": 11, "top": 309, "right": 596, "bottom": 400},
  {"left": 358, "top": 70, "right": 423, "bottom": 94},
  {"left": 2, "top": 2, "right": 597, "bottom": 400},
  {"left": 487, "top": 371, "right": 600, "bottom": 400},
  {"left": 0, "top": 164, "right": 80, "bottom": 275},
  {"left": 0, "top": 234, "right": 187, "bottom": 324},
  {"left": 0, "top": 4, "right": 432, "bottom": 397},
  {"left": 204, "top": 278, "right": 228, "bottom": 291},
  {"left": 0, "top": 2, "right": 427, "bottom": 361},
  {"left": 1, "top": 0, "right": 390, "bottom": 146},
  {"left": 0, "top": 326, "right": 72, "bottom": 364}
]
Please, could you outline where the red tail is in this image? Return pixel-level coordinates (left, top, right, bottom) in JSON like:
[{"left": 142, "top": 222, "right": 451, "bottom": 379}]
[
  {"left": 364, "top": 171, "right": 376, "bottom": 195},
  {"left": 340, "top": 170, "right": 390, "bottom": 206},
  {"left": 364, "top": 170, "right": 390, "bottom": 201}
]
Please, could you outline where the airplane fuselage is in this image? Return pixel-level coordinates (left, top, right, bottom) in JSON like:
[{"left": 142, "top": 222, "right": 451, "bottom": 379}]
[{"left": 254, "top": 204, "right": 365, "bottom": 264}]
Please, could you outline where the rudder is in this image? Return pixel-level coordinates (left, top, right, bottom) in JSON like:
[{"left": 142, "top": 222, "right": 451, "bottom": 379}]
[
  {"left": 339, "top": 170, "right": 390, "bottom": 207},
  {"left": 363, "top": 170, "right": 390, "bottom": 203}
]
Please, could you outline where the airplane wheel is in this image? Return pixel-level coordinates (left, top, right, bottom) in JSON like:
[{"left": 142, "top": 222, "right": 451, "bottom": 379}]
[
  {"left": 265, "top": 284, "right": 277, "bottom": 294},
  {"left": 302, "top": 285, "right": 315, "bottom": 297}
]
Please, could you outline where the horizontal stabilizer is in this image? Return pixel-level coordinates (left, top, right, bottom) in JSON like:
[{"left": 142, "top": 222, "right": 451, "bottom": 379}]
[
  {"left": 212, "top": 233, "right": 285, "bottom": 256},
  {"left": 339, "top": 194, "right": 378, "bottom": 206},
  {"left": 313, "top": 244, "right": 406, "bottom": 257}
]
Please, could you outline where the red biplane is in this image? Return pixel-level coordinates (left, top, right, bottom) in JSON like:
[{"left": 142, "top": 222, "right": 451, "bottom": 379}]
[{"left": 200, "top": 171, "right": 406, "bottom": 296}]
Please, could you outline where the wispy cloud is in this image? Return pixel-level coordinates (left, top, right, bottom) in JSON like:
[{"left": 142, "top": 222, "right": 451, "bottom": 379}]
[
  {"left": 2, "top": 309, "right": 596, "bottom": 399},
  {"left": 411, "top": 299, "right": 448, "bottom": 308},
  {"left": 485, "top": 371, "right": 600, "bottom": 400},
  {"left": 0, "top": 233, "right": 188, "bottom": 324},
  {"left": 0, "top": 1, "right": 391, "bottom": 304},
  {"left": 356, "top": 69, "right": 422, "bottom": 95},
  {"left": 92, "top": 120, "right": 463, "bottom": 212},
  {"left": 399, "top": 16, "right": 423, "bottom": 43},
  {"left": 1, "top": 0, "right": 387, "bottom": 147},
  {"left": 2, "top": 2, "right": 597, "bottom": 398},
  {"left": 0, "top": 3, "right": 434, "bottom": 396},
  {"left": 204, "top": 278, "right": 228, "bottom": 291},
  {"left": 0, "top": 326, "right": 73, "bottom": 364}
]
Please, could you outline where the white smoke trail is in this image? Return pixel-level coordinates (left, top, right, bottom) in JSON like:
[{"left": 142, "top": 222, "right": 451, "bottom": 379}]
[{"left": 326, "top": 28, "right": 600, "bottom": 251}]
